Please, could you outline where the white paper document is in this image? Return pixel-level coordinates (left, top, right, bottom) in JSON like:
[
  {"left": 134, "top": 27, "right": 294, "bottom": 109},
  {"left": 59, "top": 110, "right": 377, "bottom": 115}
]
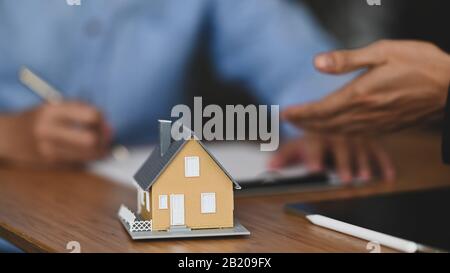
[{"left": 89, "top": 142, "right": 320, "bottom": 187}]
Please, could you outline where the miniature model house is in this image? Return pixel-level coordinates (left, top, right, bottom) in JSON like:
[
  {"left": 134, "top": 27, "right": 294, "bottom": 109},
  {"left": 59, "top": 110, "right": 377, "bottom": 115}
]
[{"left": 133, "top": 120, "right": 241, "bottom": 231}]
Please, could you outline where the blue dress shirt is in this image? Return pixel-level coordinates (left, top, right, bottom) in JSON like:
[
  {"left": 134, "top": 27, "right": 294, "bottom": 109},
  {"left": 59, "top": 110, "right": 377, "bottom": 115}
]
[{"left": 0, "top": 0, "right": 351, "bottom": 144}]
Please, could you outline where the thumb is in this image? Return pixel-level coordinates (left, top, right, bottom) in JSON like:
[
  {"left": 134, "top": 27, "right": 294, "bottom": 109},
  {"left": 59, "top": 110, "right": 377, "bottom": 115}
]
[{"left": 315, "top": 44, "right": 385, "bottom": 74}]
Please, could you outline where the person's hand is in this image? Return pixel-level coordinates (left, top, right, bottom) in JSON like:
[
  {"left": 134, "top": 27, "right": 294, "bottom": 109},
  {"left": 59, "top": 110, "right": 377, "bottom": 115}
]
[
  {"left": 282, "top": 40, "right": 450, "bottom": 135},
  {"left": 0, "top": 102, "right": 111, "bottom": 168},
  {"left": 269, "top": 133, "right": 396, "bottom": 183}
]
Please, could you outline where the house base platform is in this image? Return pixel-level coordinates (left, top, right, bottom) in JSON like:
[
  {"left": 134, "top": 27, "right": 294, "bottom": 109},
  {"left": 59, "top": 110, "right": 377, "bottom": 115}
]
[{"left": 118, "top": 213, "right": 250, "bottom": 240}]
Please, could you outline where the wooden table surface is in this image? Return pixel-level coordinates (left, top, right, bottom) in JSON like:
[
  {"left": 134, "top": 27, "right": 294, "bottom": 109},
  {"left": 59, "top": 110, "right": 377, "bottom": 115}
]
[{"left": 1, "top": 131, "right": 450, "bottom": 253}]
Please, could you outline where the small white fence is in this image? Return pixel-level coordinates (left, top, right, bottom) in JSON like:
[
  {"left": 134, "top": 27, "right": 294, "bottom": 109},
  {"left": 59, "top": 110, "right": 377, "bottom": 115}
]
[
  {"left": 118, "top": 205, "right": 152, "bottom": 232},
  {"left": 130, "top": 220, "right": 152, "bottom": 232}
]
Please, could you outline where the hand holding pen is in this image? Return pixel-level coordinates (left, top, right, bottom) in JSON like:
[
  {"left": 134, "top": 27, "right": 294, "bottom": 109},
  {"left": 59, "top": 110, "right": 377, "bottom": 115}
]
[{"left": 0, "top": 67, "right": 112, "bottom": 167}]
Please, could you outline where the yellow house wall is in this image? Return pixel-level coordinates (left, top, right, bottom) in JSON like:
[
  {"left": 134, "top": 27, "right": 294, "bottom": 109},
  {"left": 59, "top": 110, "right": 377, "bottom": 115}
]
[{"left": 150, "top": 139, "right": 234, "bottom": 231}]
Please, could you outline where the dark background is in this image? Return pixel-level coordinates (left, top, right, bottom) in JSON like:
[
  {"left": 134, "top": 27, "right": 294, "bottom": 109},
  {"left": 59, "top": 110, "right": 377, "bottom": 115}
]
[{"left": 304, "top": 0, "right": 450, "bottom": 51}]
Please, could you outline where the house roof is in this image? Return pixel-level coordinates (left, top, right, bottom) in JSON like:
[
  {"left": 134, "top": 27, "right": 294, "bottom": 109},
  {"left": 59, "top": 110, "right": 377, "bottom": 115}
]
[{"left": 133, "top": 134, "right": 241, "bottom": 191}]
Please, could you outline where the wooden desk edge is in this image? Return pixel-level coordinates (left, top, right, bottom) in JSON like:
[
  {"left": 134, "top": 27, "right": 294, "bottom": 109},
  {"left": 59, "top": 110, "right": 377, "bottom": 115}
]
[{"left": 0, "top": 222, "right": 51, "bottom": 253}]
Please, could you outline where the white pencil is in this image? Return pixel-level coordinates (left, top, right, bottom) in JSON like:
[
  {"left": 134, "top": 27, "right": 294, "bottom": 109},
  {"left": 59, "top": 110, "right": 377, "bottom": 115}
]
[
  {"left": 307, "top": 214, "right": 419, "bottom": 253},
  {"left": 19, "top": 67, "right": 64, "bottom": 103}
]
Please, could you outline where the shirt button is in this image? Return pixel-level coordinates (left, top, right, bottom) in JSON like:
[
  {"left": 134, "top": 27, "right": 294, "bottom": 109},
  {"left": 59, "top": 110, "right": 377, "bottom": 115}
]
[{"left": 84, "top": 18, "right": 103, "bottom": 38}]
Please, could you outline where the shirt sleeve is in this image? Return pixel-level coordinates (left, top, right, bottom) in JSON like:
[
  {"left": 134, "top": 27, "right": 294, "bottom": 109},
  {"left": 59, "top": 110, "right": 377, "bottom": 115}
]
[
  {"left": 0, "top": 82, "right": 41, "bottom": 112},
  {"left": 209, "top": 0, "right": 355, "bottom": 137}
]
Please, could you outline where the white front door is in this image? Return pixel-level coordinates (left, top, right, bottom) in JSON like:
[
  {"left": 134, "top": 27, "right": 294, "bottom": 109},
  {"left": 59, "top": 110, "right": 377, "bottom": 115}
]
[{"left": 170, "top": 194, "right": 185, "bottom": 226}]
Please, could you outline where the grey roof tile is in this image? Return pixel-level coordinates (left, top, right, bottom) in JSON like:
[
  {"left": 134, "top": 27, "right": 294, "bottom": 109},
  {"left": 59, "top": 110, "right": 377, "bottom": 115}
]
[{"left": 133, "top": 139, "right": 186, "bottom": 191}]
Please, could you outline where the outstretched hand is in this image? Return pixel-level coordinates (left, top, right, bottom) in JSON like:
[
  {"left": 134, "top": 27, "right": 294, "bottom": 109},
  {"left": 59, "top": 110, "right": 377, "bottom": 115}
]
[{"left": 282, "top": 40, "right": 450, "bottom": 135}]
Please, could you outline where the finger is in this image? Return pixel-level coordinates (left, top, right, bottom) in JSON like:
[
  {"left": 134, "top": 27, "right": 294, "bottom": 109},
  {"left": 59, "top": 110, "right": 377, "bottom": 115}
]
[
  {"left": 295, "top": 111, "right": 371, "bottom": 134},
  {"left": 330, "top": 136, "right": 353, "bottom": 184},
  {"left": 281, "top": 93, "right": 349, "bottom": 124},
  {"left": 291, "top": 113, "right": 354, "bottom": 134},
  {"left": 286, "top": 48, "right": 390, "bottom": 126},
  {"left": 303, "top": 134, "right": 325, "bottom": 172},
  {"left": 52, "top": 140, "right": 107, "bottom": 161},
  {"left": 99, "top": 121, "right": 113, "bottom": 152},
  {"left": 46, "top": 125, "right": 105, "bottom": 152},
  {"left": 315, "top": 43, "right": 386, "bottom": 74},
  {"left": 283, "top": 70, "right": 386, "bottom": 133},
  {"left": 268, "top": 139, "right": 304, "bottom": 169},
  {"left": 369, "top": 141, "right": 396, "bottom": 182},
  {"left": 50, "top": 102, "right": 104, "bottom": 127},
  {"left": 103, "top": 122, "right": 113, "bottom": 144},
  {"left": 354, "top": 138, "right": 372, "bottom": 182},
  {"left": 44, "top": 102, "right": 111, "bottom": 148},
  {"left": 281, "top": 72, "right": 369, "bottom": 123},
  {"left": 39, "top": 140, "right": 103, "bottom": 164}
]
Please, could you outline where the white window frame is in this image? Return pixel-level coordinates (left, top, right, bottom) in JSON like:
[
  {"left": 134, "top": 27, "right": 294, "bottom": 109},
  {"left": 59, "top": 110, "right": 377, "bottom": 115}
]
[
  {"left": 137, "top": 188, "right": 145, "bottom": 206},
  {"left": 201, "top": 193, "right": 216, "bottom": 214},
  {"left": 185, "top": 156, "right": 200, "bottom": 177},
  {"left": 159, "top": 195, "right": 168, "bottom": 209},
  {"left": 145, "top": 191, "right": 150, "bottom": 212},
  {"left": 137, "top": 189, "right": 142, "bottom": 214}
]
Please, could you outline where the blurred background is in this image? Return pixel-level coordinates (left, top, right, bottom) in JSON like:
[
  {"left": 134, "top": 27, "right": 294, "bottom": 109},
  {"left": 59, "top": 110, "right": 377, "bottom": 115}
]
[
  {"left": 2, "top": 0, "right": 450, "bottom": 143},
  {"left": 1, "top": 0, "right": 450, "bottom": 253}
]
